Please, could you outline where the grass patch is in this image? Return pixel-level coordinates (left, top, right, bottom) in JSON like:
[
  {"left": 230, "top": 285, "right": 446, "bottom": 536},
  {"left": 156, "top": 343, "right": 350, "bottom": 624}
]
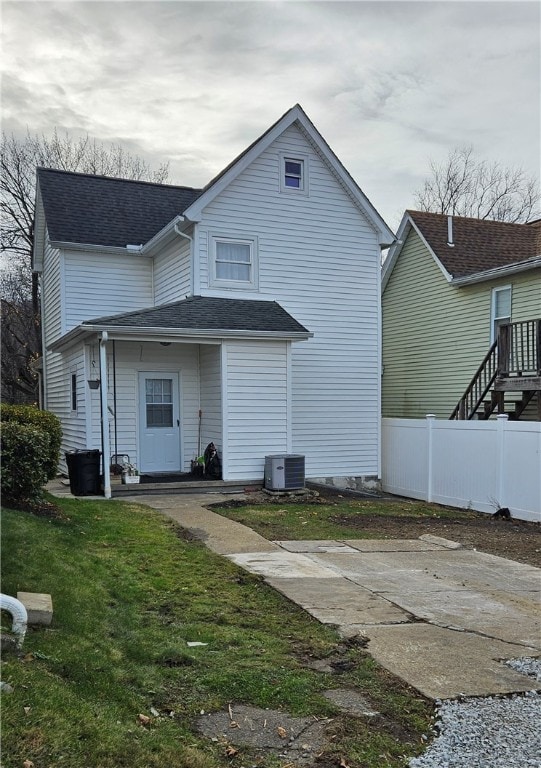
[
  {"left": 2, "top": 497, "right": 431, "bottom": 767},
  {"left": 211, "top": 497, "right": 469, "bottom": 541}
]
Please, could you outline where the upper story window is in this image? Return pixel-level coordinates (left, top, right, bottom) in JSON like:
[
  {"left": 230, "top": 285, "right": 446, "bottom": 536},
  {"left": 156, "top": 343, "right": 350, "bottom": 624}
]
[
  {"left": 280, "top": 152, "right": 309, "bottom": 195},
  {"left": 284, "top": 159, "right": 303, "bottom": 189},
  {"left": 210, "top": 236, "right": 258, "bottom": 290},
  {"left": 491, "top": 285, "right": 512, "bottom": 342}
]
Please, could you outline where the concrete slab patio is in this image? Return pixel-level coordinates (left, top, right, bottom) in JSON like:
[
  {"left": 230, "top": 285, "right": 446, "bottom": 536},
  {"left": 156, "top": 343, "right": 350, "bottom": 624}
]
[{"left": 49, "top": 484, "right": 541, "bottom": 700}]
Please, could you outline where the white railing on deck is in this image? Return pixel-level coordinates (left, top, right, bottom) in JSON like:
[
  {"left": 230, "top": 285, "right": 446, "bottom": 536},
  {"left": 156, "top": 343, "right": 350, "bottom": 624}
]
[{"left": 382, "top": 416, "right": 541, "bottom": 522}]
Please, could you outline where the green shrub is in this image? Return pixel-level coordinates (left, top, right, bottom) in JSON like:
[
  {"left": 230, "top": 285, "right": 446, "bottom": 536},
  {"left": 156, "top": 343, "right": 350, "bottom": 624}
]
[
  {"left": 0, "top": 422, "right": 50, "bottom": 501},
  {"left": 0, "top": 404, "right": 61, "bottom": 480}
]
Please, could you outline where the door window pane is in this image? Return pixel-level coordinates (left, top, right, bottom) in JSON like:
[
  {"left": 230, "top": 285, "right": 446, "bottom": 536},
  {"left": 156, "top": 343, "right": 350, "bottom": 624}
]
[{"left": 145, "top": 378, "right": 173, "bottom": 427}]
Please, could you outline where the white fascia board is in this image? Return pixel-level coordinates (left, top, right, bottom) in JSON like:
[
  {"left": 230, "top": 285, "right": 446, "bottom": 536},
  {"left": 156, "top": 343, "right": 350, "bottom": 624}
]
[
  {"left": 295, "top": 119, "right": 395, "bottom": 246},
  {"left": 50, "top": 241, "right": 139, "bottom": 257},
  {"left": 381, "top": 212, "right": 411, "bottom": 291},
  {"left": 140, "top": 215, "right": 188, "bottom": 255},
  {"left": 407, "top": 217, "right": 454, "bottom": 283},
  {"left": 183, "top": 104, "right": 395, "bottom": 245},
  {"left": 451, "top": 256, "right": 541, "bottom": 286},
  {"left": 183, "top": 107, "right": 306, "bottom": 221},
  {"left": 50, "top": 324, "right": 313, "bottom": 352}
]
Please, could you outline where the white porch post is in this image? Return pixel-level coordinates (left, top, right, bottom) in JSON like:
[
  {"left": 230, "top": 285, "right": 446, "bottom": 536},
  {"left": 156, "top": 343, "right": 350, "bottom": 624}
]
[{"left": 99, "top": 331, "right": 111, "bottom": 499}]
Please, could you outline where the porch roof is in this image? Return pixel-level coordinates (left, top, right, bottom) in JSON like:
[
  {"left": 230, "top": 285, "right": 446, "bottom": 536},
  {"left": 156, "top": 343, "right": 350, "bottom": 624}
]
[{"left": 49, "top": 296, "right": 312, "bottom": 351}]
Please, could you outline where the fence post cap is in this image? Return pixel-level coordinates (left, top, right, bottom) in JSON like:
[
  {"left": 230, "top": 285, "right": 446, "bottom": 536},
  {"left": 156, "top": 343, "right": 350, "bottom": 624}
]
[
  {"left": 496, "top": 414, "right": 509, "bottom": 420},
  {"left": 425, "top": 414, "right": 436, "bottom": 419}
]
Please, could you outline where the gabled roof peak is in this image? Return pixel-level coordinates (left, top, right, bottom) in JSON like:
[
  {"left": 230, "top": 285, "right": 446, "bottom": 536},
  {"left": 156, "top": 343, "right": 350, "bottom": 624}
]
[{"left": 383, "top": 209, "right": 541, "bottom": 289}]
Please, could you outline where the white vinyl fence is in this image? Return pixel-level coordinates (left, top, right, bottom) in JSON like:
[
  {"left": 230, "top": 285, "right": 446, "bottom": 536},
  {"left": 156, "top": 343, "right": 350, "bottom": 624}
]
[{"left": 382, "top": 416, "right": 541, "bottom": 522}]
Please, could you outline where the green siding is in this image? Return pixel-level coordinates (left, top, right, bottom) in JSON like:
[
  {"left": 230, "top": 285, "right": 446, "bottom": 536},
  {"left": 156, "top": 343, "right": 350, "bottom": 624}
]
[{"left": 382, "top": 229, "right": 541, "bottom": 418}]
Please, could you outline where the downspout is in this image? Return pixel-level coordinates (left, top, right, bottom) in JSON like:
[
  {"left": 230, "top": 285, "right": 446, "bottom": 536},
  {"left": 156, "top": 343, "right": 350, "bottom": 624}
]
[
  {"left": 0, "top": 594, "right": 28, "bottom": 647},
  {"left": 99, "top": 331, "right": 111, "bottom": 499}
]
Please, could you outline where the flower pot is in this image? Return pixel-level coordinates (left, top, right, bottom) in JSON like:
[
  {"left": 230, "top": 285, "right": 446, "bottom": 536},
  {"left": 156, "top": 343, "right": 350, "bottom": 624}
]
[{"left": 122, "top": 475, "right": 140, "bottom": 484}]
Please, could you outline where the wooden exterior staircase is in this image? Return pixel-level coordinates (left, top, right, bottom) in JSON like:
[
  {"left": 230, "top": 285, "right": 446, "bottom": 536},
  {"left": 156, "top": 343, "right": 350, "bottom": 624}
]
[{"left": 450, "top": 319, "right": 541, "bottom": 420}]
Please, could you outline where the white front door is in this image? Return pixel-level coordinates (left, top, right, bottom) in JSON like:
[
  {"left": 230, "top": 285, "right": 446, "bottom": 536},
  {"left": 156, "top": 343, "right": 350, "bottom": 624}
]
[{"left": 138, "top": 372, "right": 181, "bottom": 473}]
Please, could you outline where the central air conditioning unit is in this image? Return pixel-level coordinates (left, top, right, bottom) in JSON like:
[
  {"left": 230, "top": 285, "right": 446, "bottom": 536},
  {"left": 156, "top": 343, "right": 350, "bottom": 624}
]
[{"left": 264, "top": 454, "right": 305, "bottom": 491}]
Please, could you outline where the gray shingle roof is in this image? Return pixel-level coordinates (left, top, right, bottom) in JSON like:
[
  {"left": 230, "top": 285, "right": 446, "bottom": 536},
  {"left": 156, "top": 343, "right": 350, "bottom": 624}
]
[
  {"left": 408, "top": 210, "right": 541, "bottom": 278},
  {"left": 37, "top": 168, "right": 202, "bottom": 247},
  {"left": 83, "top": 296, "right": 310, "bottom": 335}
]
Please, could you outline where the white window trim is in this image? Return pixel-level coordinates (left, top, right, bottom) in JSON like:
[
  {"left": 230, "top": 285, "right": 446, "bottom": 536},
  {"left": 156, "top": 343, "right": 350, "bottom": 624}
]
[
  {"left": 279, "top": 151, "right": 310, "bottom": 195},
  {"left": 490, "top": 285, "right": 512, "bottom": 343},
  {"left": 209, "top": 234, "right": 259, "bottom": 291}
]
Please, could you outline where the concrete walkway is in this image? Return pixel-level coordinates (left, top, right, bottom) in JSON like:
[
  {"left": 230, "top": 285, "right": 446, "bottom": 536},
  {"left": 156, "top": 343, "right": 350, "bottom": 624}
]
[{"left": 51, "top": 484, "right": 541, "bottom": 701}]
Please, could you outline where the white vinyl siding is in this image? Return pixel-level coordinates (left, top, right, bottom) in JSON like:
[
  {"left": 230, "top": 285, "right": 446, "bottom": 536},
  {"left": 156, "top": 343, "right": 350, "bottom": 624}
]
[
  {"left": 153, "top": 235, "right": 191, "bottom": 305},
  {"left": 89, "top": 341, "right": 200, "bottom": 472},
  {"left": 199, "top": 345, "right": 222, "bottom": 455},
  {"left": 42, "top": 238, "right": 62, "bottom": 345},
  {"left": 223, "top": 341, "right": 289, "bottom": 481},
  {"left": 198, "top": 123, "right": 381, "bottom": 479},
  {"left": 63, "top": 251, "right": 153, "bottom": 331},
  {"left": 44, "top": 347, "right": 87, "bottom": 471}
]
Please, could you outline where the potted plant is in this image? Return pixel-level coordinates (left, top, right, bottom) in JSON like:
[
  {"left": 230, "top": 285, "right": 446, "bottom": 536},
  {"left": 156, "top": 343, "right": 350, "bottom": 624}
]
[{"left": 121, "top": 460, "right": 140, "bottom": 484}]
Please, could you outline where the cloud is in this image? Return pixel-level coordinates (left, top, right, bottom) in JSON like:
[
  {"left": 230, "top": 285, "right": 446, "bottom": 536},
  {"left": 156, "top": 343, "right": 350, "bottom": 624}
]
[{"left": 1, "top": 0, "right": 538, "bottom": 229}]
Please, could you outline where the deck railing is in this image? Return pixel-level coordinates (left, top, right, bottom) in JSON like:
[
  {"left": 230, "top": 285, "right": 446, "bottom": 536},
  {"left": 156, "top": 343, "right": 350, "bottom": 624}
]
[
  {"left": 498, "top": 319, "right": 541, "bottom": 377},
  {"left": 450, "top": 319, "right": 541, "bottom": 420}
]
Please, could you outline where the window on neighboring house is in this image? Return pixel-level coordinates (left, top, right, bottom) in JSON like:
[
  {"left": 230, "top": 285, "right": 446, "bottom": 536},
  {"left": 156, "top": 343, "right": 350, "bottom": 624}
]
[
  {"left": 210, "top": 236, "right": 258, "bottom": 289},
  {"left": 71, "top": 372, "right": 77, "bottom": 412},
  {"left": 491, "top": 286, "right": 512, "bottom": 342}
]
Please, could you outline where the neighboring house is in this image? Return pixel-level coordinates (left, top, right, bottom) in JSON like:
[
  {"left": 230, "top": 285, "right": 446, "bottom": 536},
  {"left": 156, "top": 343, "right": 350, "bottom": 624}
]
[
  {"left": 33, "top": 104, "right": 394, "bottom": 496},
  {"left": 382, "top": 210, "right": 541, "bottom": 421}
]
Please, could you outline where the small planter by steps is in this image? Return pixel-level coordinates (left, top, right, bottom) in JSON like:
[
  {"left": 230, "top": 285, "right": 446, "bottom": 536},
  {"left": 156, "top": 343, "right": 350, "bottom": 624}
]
[
  {"left": 121, "top": 460, "right": 140, "bottom": 484},
  {"left": 122, "top": 474, "right": 140, "bottom": 484}
]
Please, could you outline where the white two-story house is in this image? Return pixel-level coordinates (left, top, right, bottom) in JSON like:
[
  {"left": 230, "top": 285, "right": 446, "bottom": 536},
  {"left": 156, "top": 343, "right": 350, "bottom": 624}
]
[{"left": 33, "top": 105, "right": 394, "bottom": 495}]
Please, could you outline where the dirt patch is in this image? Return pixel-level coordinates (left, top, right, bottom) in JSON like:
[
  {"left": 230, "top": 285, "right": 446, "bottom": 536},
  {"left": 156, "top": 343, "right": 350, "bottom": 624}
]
[
  {"left": 329, "top": 512, "right": 541, "bottom": 568},
  {"left": 196, "top": 704, "right": 331, "bottom": 765},
  {"left": 215, "top": 491, "right": 541, "bottom": 568},
  {"left": 5, "top": 496, "right": 66, "bottom": 520}
]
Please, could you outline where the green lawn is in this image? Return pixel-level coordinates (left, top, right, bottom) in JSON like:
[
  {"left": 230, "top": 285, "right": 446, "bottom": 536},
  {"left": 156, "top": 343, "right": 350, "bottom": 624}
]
[{"left": 1, "top": 497, "right": 431, "bottom": 767}]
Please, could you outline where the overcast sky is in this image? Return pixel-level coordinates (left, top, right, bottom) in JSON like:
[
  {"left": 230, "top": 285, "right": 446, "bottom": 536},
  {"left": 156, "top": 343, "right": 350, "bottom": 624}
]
[{"left": 2, "top": 0, "right": 539, "bottom": 230}]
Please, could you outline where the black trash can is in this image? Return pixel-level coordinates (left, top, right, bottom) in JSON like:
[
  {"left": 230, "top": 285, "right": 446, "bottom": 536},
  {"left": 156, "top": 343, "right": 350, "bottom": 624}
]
[{"left": 65, "top": 450, "right": 101, "bottom": 496}]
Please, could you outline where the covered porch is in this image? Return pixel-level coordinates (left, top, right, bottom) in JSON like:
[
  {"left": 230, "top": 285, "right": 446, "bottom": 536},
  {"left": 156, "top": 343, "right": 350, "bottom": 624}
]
[{"left": 52, "top": 296, "right": 312, "bottom": 497}]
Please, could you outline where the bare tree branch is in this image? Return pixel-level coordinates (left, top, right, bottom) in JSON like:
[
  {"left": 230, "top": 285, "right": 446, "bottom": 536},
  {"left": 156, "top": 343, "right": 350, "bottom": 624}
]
[
  {"left": 1, "top": 128, "right": 170, "bottom": 403},
  {"left": 414, "top": 146, "right": 540, "bottom": 223}
]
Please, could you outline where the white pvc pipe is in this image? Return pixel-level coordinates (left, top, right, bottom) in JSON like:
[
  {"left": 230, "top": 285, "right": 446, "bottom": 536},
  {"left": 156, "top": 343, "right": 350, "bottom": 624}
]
[{"left": 0, "top": 594, "right": 28, "bottom": 647}]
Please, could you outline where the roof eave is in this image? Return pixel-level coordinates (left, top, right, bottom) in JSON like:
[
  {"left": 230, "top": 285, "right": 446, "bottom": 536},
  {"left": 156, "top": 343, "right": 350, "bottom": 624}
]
[
  {"left": 49, "top": 324, "right": 313, "bottom": 352},
  {"left": 451, "top": 256, "right": 541, "bottom": 286}
]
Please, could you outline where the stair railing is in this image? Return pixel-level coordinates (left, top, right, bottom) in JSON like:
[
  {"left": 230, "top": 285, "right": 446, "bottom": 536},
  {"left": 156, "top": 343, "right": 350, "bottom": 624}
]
[{"left": 450, "top": 341, "right": 498, "bottom": 420}]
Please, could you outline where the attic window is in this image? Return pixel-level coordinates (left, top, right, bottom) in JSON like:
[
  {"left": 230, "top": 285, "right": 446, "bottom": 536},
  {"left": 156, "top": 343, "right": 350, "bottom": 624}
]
[
  {"left": 280, "top": 153, "right": 309, "bottom": 194},
  {"left": 285, "top": 159, "right": 303, "bottom": 189}
]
